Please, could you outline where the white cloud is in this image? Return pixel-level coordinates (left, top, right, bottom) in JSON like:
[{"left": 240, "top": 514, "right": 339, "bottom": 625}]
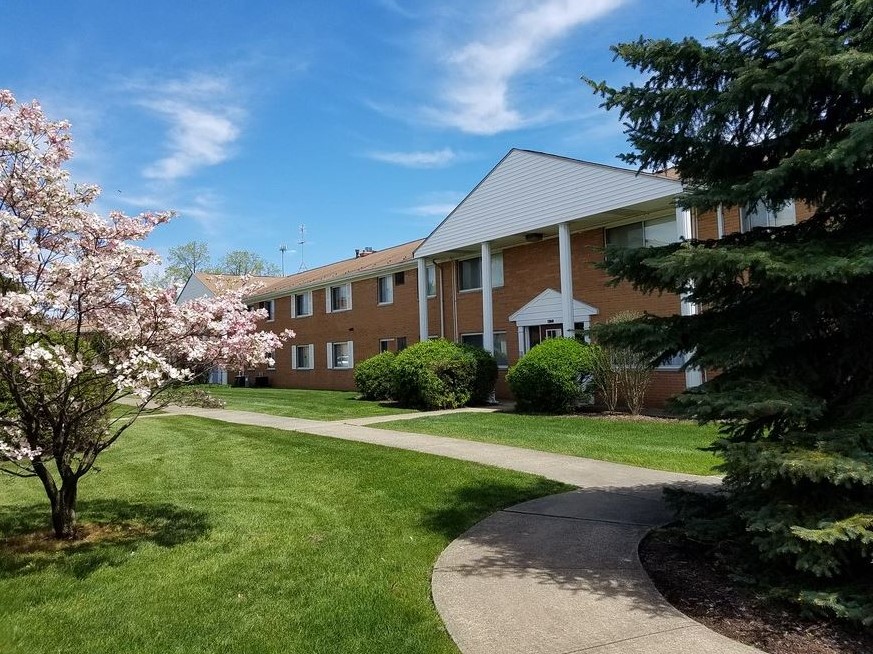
[
  {"left": 422, "top": 0, "right": 626, "bottom": 135},
  {"left": 406, "top": 203, "right": 458, "bottom": 217},
  {"left": 136, "top": 74, "right": 244, "bottom": 181},
  {"left": 401, "top": 190, "right": 465, "bottom": 218},
  {"left": 367, "top": 147, "right": 459, "bottom": 168}
]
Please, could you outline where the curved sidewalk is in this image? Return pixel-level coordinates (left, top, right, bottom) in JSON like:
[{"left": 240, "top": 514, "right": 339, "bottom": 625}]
[{"left": 158, "top": 405, "right": 761, "bottom": 654}]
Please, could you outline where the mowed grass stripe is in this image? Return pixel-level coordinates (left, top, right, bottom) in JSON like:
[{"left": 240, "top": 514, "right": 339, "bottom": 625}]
[
  {"left": 377, "top": 412, "right": 722, "bottom": 476},
  {"left": 198, "top": 385, "right": 416, "bottom": 421}
]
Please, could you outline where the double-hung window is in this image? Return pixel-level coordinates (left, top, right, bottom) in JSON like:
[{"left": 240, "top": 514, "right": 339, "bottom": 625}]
[
  {"left": 327, "top": 341, "right": 354, "bottom": 369},
  {"left": 426, "top": 264, "right": 437, "bottom": 297},
  {"left": 291, "top": 344, "right": 314, "bottom": 370},
  {"left": 458, "top": 252, "right": 504, "bottom": 292},
  {"left": 741, "top": 200, "right": 796, "bottom": 232},
  {"left": 327, "top": 283, "right": 351, "bottom": 312},
  {"left": 293, "top": 291, "right": 312, "bottom": 318},
  {"left": 256, "top": 300, "right": 275, "bottom": 321},
  {"left": 605, "top": 215, "right": 679, "bottom": 249},
  {"left": 377, "top": 275, "right": 393, "bottom": 305},
  {"left": 460, "top": 332, "right": 509, "bottom": 368}
]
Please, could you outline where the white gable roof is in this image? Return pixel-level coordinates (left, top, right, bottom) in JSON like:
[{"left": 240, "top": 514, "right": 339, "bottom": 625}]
[
  {"left": 508, "top": 289, "right": 599, "bottom": 327},
  {"left": 176, "top": 274, "right": 213, "bottom": 304},
  {"left": 415, "top": 149, "right": 681, "bottom": 258}
]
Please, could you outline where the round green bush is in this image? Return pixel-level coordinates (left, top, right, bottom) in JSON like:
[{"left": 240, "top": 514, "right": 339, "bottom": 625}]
[
  {"left": 354, "top": 351, "right": 396, "bottom": 400},
  {"left": 507, "top": 338, "right": 595, "bottom": 414},
  {"left": 460, "top": 344, "right": 498, "bottom": 405},
  {"left": 391, "top": 339, "right": 476, "bottom": 410}
]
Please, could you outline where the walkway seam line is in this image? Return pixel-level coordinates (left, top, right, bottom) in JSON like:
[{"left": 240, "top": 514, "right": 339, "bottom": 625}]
[
  {"left": 557, "top": 624, "right": 698, "bottom": 654},
  {"left": 502, "top": 508, "right": 660, "bottom": 528}
]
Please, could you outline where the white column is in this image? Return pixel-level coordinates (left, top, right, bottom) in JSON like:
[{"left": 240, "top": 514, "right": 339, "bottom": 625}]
[
  {"left": 517, "top": 326, "right": 526, "bottom": 359},
  {"left": 417, "top": 258, "right": 429, "bottom": 342},
  {"left": 558, "top": 222, "right": 574, "bottom": 337},
  {"left": 481, "top": 241, "right": 494, "bottom": 353},
  {"left": 676, "top": 206, "right": 704, "bottom": 388}
]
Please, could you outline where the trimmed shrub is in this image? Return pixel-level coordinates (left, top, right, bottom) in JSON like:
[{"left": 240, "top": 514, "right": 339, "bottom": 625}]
[
  {"left": 391, "top": 339, "right": 476, "bottom": 410},
  {"left": 460, "top": 344, "right": 499, "bottom": 405},
  {"left": 354, "top": 351, "right": 396, "bottom": 400},
  {"left": 507, "top": 338, "right": 595, "bottom": 414}
]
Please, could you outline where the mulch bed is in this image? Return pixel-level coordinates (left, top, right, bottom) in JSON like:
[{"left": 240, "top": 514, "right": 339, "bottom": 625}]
[{"left": 639, "top": 529, "right": 873, "bottom": 654}]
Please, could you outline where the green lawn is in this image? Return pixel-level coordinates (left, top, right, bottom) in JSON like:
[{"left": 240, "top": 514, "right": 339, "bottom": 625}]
[
  {"left": 0, "top": 416, "right": 567, "bottom": 654},
  {"left": 377, "top": 413, "right": 722, "bottom": 475},
  {"left": 197, "top": 385, "right": 417, "bottom": 421}
]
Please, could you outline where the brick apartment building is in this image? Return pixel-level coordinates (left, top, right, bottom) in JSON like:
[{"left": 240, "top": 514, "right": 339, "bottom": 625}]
[{"left": 180, "top": 149, "right": 812, "bottom": 406}]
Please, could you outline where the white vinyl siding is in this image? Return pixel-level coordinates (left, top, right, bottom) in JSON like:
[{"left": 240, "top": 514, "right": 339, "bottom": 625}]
[
  {"left": 291, "top": 344, "right": 314, "bottom": 370},
  {"left": 326, "top": 283, "right": 352, "bottom": 312},
  {"left": 293, "top": 291, "right": 312, "bottom": 318},
  {"left": 327, "top": 341, "right": 354, "bottom": 369},
  {"left": 458, "top": 252, "right": 504, "bottom": 292},
  {"left": 416, "top": 149, "right": 682, "bottom": 257}
]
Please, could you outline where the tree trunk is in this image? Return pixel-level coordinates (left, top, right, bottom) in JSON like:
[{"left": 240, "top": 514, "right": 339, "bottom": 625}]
[
  {"left": 32, "top": 460, "right": 79, "bottom": 539},
  {"left": 51, "top": 480, "right": 78, "bottom": 539}
]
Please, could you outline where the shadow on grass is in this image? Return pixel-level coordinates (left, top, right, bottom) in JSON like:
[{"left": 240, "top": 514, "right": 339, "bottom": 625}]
[
  {"left": 0, "top": 499, "right": 210, "bottom": 580},
  {"left": 420, "top": 478, "right": 569, "bottom": 541},
  {"left": 422, "top": 479, "right": 717, "bottom": 620}
]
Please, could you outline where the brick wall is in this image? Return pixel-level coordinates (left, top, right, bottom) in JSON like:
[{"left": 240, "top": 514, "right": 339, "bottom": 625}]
[
  {"left": 247, "top": 265, "right": 432, "bottom": 391},
  {"left": 434, "top": 227, "right": 686, "bottom": 406}
]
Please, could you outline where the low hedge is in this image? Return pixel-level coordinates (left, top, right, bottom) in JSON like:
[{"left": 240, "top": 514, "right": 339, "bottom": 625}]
[
  {"left": 391, "top": 339, "right": 476, "bottom": 410},
  {"left": 354, "top": 351, "right": 396, "bottom": 400},
  {"left": 507, "top": 338, "right": 595, "bottom": 414}
]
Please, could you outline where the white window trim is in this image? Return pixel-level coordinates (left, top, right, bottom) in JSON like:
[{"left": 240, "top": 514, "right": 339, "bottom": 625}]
[
  {"left": 326, "top": 283, "right": 353, "bottom": 313},
  {"left": 458, "top": 252, "right": 504, "bottom": 293},
  {"left": 292, "top": 291, "right": 313, "bottom": 318},
  {"left": 291, "top": 344, "right": 314, "bottom": 370},
  {"left": 377, "top": 275, "right": 394, "bottom": 306},
  {"left": 657, "top": 352, "right": 687, "bottom": 371},
  {"left": 605, "top": 215, "right": 679, "bottom": 249},
  {"left": 426, "top": 263, "right": 437, "bottom": 298},
  {"left": 379, "top": 338, "right": 393, "bottom": 353},
  {"left": 327, "top": 341, "right": 354, "bottom": 369},
  {"left": 740, "top": 200, "right": 796, "bottom": 233}
]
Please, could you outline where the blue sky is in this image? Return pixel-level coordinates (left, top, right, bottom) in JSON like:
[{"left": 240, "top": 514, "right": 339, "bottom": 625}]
[{"left": 1, "top": 0, "right": 722, "bottom": 274}]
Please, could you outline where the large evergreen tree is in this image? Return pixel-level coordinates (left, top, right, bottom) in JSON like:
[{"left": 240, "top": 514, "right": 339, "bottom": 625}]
[{"left": 588, "top": 0, "right": 873, "bottom": 621}]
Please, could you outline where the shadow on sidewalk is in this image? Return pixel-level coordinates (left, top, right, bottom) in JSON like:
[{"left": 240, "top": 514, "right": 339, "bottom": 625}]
[{"left": 423, "top": 480, "right": 717, "bottom": 619}]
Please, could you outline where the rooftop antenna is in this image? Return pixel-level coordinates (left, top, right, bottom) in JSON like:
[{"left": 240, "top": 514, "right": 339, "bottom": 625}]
[
  {"left": 279, "top": 244, "right": 288, "bottom": 276},
  {"left": 297, "top": 224, "right": 308, "bottom": 272}
]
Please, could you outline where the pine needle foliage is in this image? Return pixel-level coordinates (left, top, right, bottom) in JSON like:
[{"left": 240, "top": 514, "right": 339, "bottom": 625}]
[{"left": 587, "top": 0, "right": 873, "bottom": 622}]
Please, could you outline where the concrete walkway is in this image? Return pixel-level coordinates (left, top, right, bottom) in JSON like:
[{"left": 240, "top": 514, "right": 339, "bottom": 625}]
[{"left": 155, "top": 404, "right": 760, "bottom": 654}]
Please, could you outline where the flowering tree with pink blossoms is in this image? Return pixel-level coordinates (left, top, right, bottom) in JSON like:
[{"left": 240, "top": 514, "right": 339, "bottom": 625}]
[{"left": 0, "top": 90, "right": 292, "bottom": 538}]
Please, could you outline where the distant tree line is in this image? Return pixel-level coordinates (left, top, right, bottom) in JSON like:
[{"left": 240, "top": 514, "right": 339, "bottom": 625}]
[{"left": 159, "top": 241, "right": 282, "bottom": 286}]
